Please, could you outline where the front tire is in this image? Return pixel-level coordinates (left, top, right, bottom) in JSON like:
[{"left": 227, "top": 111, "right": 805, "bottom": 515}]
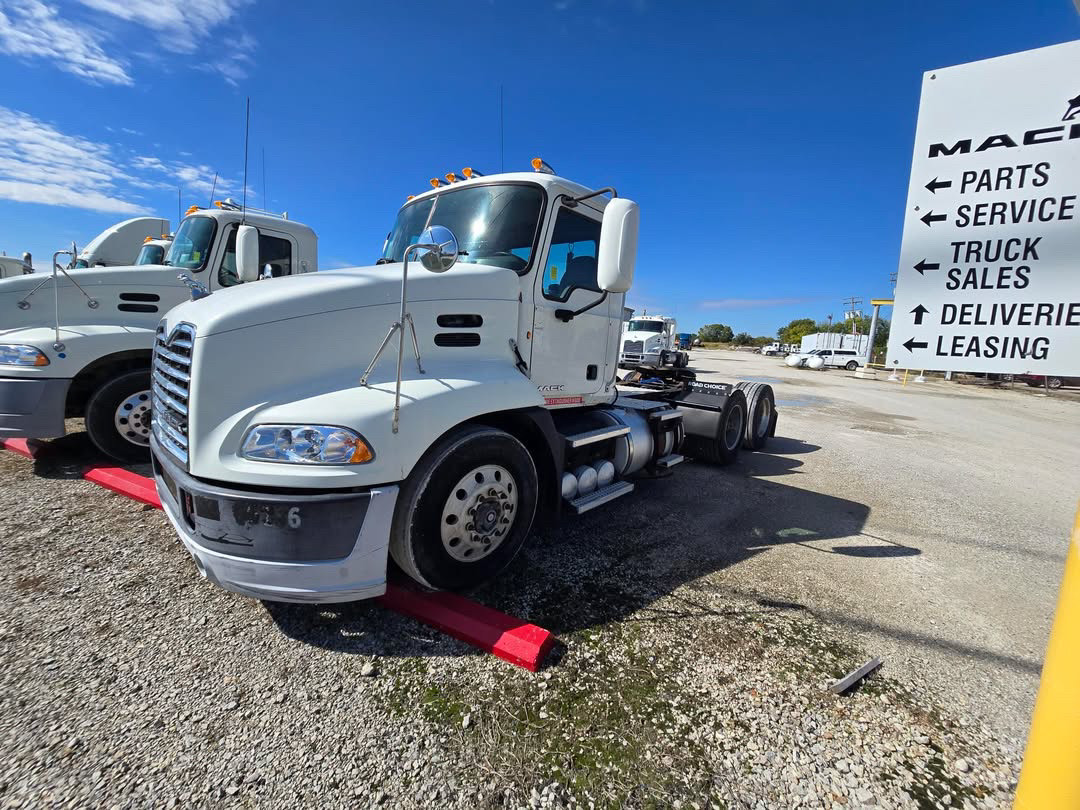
[
  {"left": 84, "top": 370, "right": 152, "bottom": 463},
  {"left": 389, "top": 425, "right": 538, "bottom": 591}
]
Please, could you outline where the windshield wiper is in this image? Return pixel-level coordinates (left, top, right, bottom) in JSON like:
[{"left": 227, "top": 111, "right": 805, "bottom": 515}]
[{"left": 375, "top": 258, "right": 396, "bottom": 265}]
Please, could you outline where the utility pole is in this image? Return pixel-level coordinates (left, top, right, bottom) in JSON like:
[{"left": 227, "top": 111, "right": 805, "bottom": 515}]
[{"left": 843, "top": 296, "right": 864, "bottom": 335}]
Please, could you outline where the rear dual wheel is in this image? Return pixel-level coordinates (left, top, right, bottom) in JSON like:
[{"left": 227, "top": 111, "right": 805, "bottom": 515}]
[
  {"left": 683, "top": 388, "right": 748, "bottom": 465},
  {"left": 389, "top": 425, "right": 538, "bottom": 591},
  {"left": 734, "top": 382, "right": 776, "bottom": 450}
]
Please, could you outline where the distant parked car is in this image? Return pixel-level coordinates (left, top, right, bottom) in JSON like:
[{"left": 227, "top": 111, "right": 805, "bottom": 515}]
[{"left": 1016, "top": 374, "right": 1080, "bottom": 390}]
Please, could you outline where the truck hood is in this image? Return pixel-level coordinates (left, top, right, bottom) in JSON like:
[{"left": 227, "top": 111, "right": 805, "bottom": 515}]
[
  {"left": 622, "top": 331, "right": 664, "bottom": 342},
  {"left": 162, "top": 262, "right": 522, "bottom": 337}
]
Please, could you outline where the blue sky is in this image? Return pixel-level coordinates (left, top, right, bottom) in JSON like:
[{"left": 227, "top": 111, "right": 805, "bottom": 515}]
[{"left": 1, "top": 0, "right": 1077, "bottom": 336}]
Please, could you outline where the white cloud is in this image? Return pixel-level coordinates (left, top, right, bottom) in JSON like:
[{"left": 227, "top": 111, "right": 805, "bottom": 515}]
[
  {"left": 77, "top": 0, "right": 251, "bottom": 53},
  {"left": 0, "top": 0, "right": 132, "bottom": 85},
  {"left": 0, "top": 105, "right": 146, "bottom": 213},
  {"left": 0, "top": 0, "right": 252, "bottom": 86},
  {"left": 133, "top": 155, "right": 236, "bottom": 197}
]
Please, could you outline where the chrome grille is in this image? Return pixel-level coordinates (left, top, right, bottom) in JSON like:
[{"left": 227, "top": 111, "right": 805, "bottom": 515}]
[
  {"left": 623, "top": 339, "right": 643, "bottom": 353},
  {"left": 152, "top": 322, "right": 194, "bottom": 465}
]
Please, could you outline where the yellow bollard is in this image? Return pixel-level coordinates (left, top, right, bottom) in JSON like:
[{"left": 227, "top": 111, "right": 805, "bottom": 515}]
[
  {"left": 1015, "top": 507, "right": 1080, "bottom": 809},
  {"left": 902, "top": 369, "right": 910, "bottom": 386}
]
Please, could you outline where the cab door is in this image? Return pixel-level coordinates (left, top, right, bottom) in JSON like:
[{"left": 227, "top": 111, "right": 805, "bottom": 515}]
[{"left": 528, "top": 204, "right": 610, "bottom": 399}]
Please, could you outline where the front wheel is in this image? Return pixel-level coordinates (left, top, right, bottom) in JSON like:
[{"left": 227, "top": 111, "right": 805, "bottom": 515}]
[
  {"left": 84, "top": 370, "right": 152, "bottom": 462},
  {"left": 389, "top": 425, "right": 538, "bottom": 591}
]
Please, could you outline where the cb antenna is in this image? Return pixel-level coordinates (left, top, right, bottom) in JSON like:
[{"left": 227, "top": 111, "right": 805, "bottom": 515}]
[
  {"left": 241, "top": 97, "right": 251, "bottom": 223},
  {"left": 176, "top": 187, "right": 181, "bottom": 225},
  {"left": 207, "top": 171, "right": 218, "bottom": 208}
]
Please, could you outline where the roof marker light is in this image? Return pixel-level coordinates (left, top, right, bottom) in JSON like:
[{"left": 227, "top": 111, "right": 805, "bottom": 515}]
[
  {"left": 143, "top": 235, "right": 154, "bottom": 243},
  {"left": 531, "top": 157, "right": 555, "bottom": 175},
  {"left": 462, "top": 167, "right": 483, "bottom": 178},
  {"left": 184, "top": 205, "right": 200, "bottom": 215},
  {"left": 445, "top": 173, "right": 459, "bottom": 184},
  {"left": 406, "top": 195, "right": 415, "bottom": 201},
  {"left": 430, "top": 178, "right": 441, "bottom": 188}
]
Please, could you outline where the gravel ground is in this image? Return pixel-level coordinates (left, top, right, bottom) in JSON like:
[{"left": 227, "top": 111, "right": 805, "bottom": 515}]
[{"left": 0, "top": 403, "right": 1028, "bottom": 809}]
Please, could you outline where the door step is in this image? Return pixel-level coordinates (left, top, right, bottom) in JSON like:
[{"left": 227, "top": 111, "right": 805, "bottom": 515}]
[
  {"left": 654, "top": 453, "right": 684, "bottom": 469},
  {"left": 564, "top": 425, "right": 630, "bottom": 449},
  {"left": 567, "top": 480, "right": 635, "bottom": 514}
]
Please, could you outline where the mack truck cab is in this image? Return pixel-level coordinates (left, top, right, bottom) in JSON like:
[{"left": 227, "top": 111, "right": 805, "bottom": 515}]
[
  {"left": 148, "top": 162, "right": 777, "bottom": 604},
  {"left": 619, "top": 314, "right": 689, "bottom": 368},
  {"left": 134, "top": 235, "right": 174, "bottom": 267},
  {"left": 71, "top": 217, "right": 172, "bottom": 268},
  {"left": 0, "top": 201, "right": 317, "bottom": 461}
]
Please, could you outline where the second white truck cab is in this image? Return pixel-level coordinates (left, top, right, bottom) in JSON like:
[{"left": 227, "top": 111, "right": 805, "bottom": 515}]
[
  {"left": 133, "top": 235, "right": 173, "bottom": 266},
  {"left": 0, "top": 201, "right": 317, "bottom": 460},
  {"left": 0, "top": 253, "right": 33, "bottom": 278},
  {"left": 149, "top": 162, "right": 779, "bottom": 604},
  {"left": 619, "top": 314, "right": 688, "bottom": 368},
  {"left": 71, "top": 217, "right": 171, "bottom": 268}
]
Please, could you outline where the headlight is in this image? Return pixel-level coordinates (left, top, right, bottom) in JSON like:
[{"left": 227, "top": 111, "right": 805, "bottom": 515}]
[
  {"left": 240, "top": 425, "right": 374, "bottom": 464},
  {"left": 0, "top": 345, "right": 49, "bottom": 366}
]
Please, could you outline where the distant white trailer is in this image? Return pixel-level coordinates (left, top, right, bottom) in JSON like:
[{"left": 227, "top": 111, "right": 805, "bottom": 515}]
[
  {"left": 0, "top": 253, "right": 32, "bottom": 278},
  {"left": 799, "top": 332, "right": 869, "bottom": 355}
]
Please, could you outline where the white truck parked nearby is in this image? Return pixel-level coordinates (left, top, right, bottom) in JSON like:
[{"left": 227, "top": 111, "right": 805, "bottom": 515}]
[
  {"left": 148, "top": 162, "right": 778, "bottom": 604},
  {"left": 0, "top": 253, "right": 33, "bottom": 278},
  {"left": 619, "top": 314, "right": 689, "bottom": 368},
  {"left": 0, "top": 201, "right": 317, "bottom": 460},
  {"left": 71, "top": 217, "right": 171, "bottom": 268},
  {"left": 134, "top": 235, "right": 173, "bottom": 267}
]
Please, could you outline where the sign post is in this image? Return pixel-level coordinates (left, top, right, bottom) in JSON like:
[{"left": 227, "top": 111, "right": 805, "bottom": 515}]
[{"left": 887, "top": 41, "right": 1080, "bottom": 376}]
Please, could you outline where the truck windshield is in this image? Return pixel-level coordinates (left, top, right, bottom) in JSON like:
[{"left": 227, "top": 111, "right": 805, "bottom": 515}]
[
  {"left": 165, "top": 217, "right": 216, "bottom": 271},
  {"left": 380, "top": 184, "right": 544, "bottom": 273},
  {"left": 135, "top": 244, "right": 165, "bottom": 265},
  {"left": 627, "top": 320, "right": 664, "bottom": 333}
]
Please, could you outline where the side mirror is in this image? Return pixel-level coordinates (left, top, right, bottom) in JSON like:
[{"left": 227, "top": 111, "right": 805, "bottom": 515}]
[
  {"left": 597, "top": 198, "right": 639, "bottom": 293},
  {"left": 236, "top": 225, "right": 260, "bottom": 283},
  {"left": 416, "top": 225, "right": 458, "bottom": 273}
]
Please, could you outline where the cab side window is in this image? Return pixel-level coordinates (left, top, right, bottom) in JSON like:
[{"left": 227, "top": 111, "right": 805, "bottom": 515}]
[
  {"left": 218, "top": 228, "right": 294, "bottom": 288},
  {"left": 543, "top": 208, "right": 602, "bottom": 302}
]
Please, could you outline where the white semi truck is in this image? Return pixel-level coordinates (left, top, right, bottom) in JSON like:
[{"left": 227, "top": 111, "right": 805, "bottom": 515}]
[
  {"left": 0, "top": 201, "right": 316, "bottom": 461},
  {"left": 619, "top": 314, "right": 689, "bottom": 368},
  {"left": 148, "top": 162, "right": 777, "bottom": 603},
  {"left": 71, "top": 217, "right": 172, "bottom": 268},
  {"left": 0, "top": 253, "right": 33, "bottom": 278},
  {"left": 134, "top": 235, "right": 173, "bottom": 266}
]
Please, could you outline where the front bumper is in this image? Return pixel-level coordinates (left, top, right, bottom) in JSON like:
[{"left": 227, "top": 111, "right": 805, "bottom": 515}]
[
  {"left": 151, "top": 438, "right": 398, "bottom": 603},
  {"left": 0, "top": 376, "right": 70, "bottom": 439}
]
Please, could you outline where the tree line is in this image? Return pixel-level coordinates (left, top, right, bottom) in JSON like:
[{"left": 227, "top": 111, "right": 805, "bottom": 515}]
[{"left": 696, "top": 315, "right": 890, "bottom": 349}]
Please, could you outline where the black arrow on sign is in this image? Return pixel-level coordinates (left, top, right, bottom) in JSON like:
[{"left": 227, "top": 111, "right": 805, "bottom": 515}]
[
  {"left": 925, "top": 177, "right": 952, "bottom": 194},
  {"left": 913, "top": 259, "right": 940, "bottom": 275},
  {"left": 911, "top": 304, "right": 929, "bottom": 325},
  {"left": 920, "top": 210, "right": 947, "bottom": 227},
  {"left": 903, "top": 338, "right": 928, "bottom": 352}
]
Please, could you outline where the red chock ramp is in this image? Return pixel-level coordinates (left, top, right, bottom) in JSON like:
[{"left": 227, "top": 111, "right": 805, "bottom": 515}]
[
  {"left": 83, "top": 467, "right": 162, "bottom": 509},
  {"left": 379, "top": 585, "right": 556, "bottom": 672},
  {"left": 0, "top": 438, "right": 42, "bottom": 460}
]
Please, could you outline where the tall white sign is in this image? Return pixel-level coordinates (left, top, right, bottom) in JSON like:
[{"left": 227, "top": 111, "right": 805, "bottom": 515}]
[{"left": 888, "top": 40, "right": 1080, "bottom": 375}]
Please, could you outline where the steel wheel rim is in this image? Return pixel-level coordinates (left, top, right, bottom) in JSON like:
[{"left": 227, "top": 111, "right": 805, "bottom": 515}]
[
  {"left": 440, "top": 464, "right": 517, "bottom": 562},
  {"left": 114, "top": 390, "right": 152, "bottom": 446},
  {"left": 755, "top": 397, "right": 772, "bottom": 439},
  {"left": 724, "top": 404, "right": 744, "bottom": 450}
]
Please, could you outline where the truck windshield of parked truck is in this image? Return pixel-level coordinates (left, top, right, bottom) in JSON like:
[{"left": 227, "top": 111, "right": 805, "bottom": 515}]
[
  {"left": 165, "top": 217, "right": 216, "bottom": 271},
  {"left": 380, "top": 184, "right": 544, "bottom": 273},
  {"left": 627, "top": 319, "right": 664, "bottom": 332},
  {"left": 135, "top": 243, "right": 165, "bottom": 266}
]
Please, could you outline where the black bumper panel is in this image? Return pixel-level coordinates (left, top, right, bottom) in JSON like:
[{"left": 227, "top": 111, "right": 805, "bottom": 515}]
[{"left": 151, "top": 442, "right": 371, "bottom": 563}]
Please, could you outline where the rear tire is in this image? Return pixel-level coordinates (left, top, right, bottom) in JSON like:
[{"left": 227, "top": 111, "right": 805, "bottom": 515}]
[
  {"left": 734, "top": 382, "right": 776, "bottom": 450},
  {"left": 683, "top": 389, "right": 747, "bottom": 465},
  {"left": 84, "top": 370, "right": 152, "bottom": 463},
  {"left": 389, "top": 424, "right": 538, "bottom": 591},
  {"left": 1047, "top": 377, "right": 1063, "bottom": 390},
  {"left": 845, "top": 360, "right": 858, "bottom": 371}
]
